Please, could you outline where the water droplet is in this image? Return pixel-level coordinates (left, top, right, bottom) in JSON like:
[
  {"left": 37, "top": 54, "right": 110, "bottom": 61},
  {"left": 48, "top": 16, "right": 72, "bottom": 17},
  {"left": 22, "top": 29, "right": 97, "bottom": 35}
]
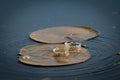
[{"left": 23, "top": 55, "right": 30, "bottom": 60}]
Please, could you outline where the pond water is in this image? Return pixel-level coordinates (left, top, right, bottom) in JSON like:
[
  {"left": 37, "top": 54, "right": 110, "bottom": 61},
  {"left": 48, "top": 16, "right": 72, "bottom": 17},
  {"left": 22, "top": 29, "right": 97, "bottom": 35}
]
[{"left": 0, "top": 0, "right": 120, "bottom": 80}]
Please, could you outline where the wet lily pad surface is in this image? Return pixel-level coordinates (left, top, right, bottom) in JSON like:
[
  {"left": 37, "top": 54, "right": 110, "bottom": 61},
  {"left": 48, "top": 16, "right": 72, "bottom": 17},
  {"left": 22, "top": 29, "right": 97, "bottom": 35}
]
[
  {"left": 19, "top": 44, "right": 90, "bottom": 66},
  {"left": 30, "top": 26, "right": 99, "bottom": 43}
]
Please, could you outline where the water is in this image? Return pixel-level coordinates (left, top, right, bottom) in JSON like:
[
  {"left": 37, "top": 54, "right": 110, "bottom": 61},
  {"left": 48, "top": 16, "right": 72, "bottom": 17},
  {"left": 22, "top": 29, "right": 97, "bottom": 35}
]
[{"left": 0, "top": 0, "right": 120, "bottom": 80}]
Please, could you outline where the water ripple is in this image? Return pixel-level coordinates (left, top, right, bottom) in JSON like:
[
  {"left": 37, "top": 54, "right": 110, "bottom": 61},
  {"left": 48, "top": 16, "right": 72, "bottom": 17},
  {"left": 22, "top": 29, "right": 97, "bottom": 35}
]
[{"left": 1, "top": 34, "right": 120, "bottom": 78}]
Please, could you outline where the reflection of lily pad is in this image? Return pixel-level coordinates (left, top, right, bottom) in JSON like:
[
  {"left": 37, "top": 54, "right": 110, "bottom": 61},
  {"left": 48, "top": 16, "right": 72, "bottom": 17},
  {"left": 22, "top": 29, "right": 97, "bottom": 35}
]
[
  {"left": 19, "top": 44, "right": 91, "bottom": 66},
  {"left": 30, "top": 26, "right": 99, "bottom": 43}
]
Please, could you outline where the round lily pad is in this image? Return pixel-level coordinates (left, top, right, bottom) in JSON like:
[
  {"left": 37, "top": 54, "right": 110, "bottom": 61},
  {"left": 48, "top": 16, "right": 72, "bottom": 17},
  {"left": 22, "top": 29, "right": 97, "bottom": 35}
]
[
  {"left": 30, "top": 26, "right": 99, "bottom": 43},
  {"left": 18, "top": 44, "right": 91, "bottom": 66}
]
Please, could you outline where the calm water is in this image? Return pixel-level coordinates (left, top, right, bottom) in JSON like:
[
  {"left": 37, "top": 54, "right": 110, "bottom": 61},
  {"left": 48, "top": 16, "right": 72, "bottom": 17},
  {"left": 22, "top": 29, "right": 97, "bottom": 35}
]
[{"left": 0, "top": 0, "right": 120, "bottom": 80}]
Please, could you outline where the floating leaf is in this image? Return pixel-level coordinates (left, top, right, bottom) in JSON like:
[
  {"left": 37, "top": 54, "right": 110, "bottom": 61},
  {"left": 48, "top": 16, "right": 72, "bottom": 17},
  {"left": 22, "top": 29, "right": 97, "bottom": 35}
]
[
  {"left": 30, "top": 26, "right": 99, "bottom": 43},
  {"left": 19, "top": 44, "right": 91, "bottom": 66}
]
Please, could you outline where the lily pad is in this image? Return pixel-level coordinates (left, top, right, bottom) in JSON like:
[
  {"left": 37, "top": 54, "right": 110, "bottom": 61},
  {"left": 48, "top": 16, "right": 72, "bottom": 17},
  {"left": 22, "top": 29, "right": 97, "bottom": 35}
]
[
  {"left": 19, "top": 44, "right": 91, "bottom": 66},
  {"left": 30, "top": 26, "right": 99, "bottom": 43}
]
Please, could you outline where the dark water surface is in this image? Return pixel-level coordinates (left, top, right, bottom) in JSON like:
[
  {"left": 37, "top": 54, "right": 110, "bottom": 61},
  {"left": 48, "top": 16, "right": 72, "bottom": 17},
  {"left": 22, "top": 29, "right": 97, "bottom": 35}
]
[{"left": 0, "top": 0, "right": 120, "bottom": 80}]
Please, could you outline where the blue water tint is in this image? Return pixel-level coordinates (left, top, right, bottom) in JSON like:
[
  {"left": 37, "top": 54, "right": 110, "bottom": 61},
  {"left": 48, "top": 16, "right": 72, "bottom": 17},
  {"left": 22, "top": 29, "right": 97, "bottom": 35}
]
[{"left": 0, "top": 0, "right": 120, "bottom": 80}]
